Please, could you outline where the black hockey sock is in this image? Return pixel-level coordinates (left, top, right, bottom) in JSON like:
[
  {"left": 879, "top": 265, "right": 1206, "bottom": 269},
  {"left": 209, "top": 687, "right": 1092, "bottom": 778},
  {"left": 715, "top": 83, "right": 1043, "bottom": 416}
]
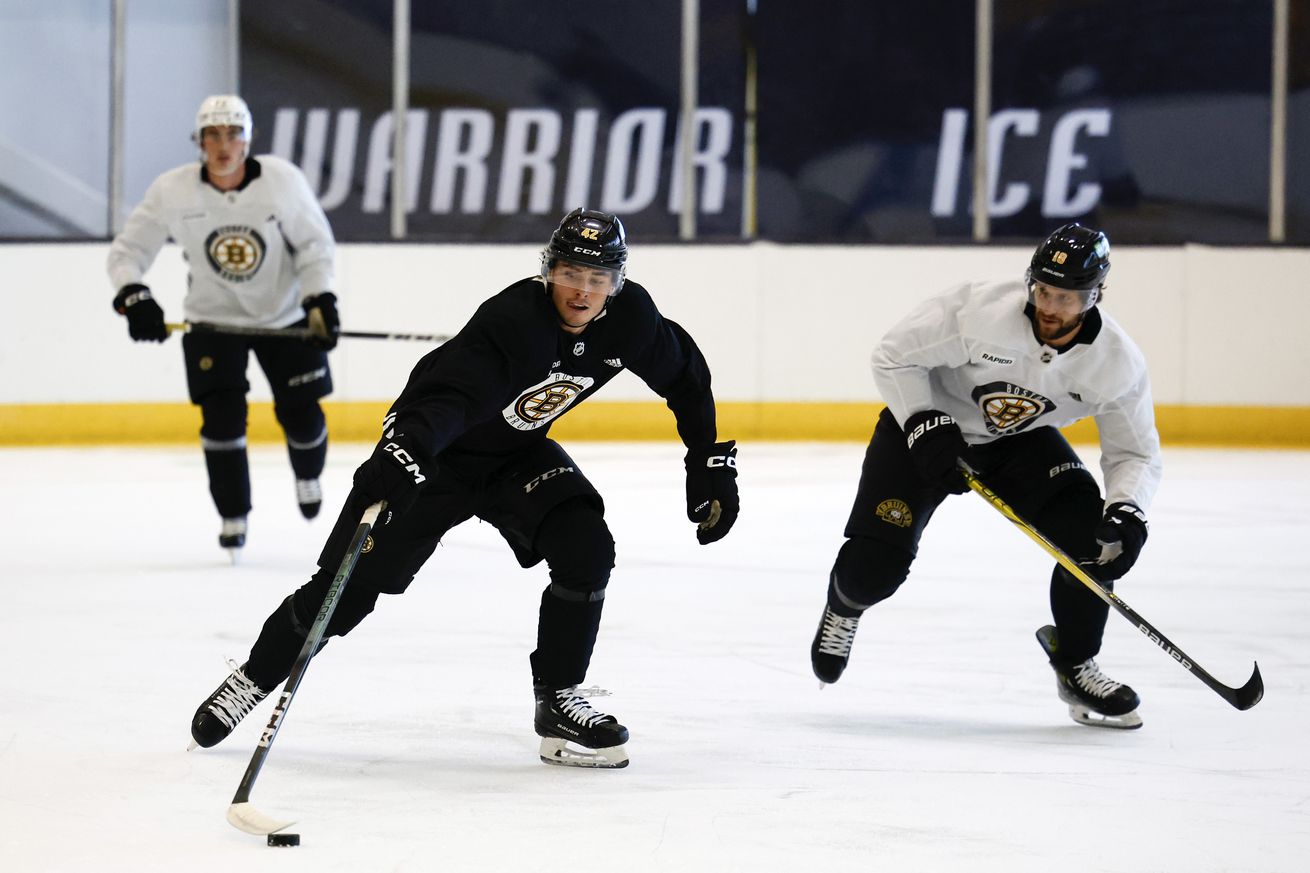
[
  {"left": 285, "top": 427, "right": 328, "bottom": 480},
  {"left": 826, "top": 584, "right": 863, "bottom": 618},
  {"left": 203, "top": 447, "right": 251, "bottom": 519},
  {"left": 530, "top": 587, "right": 605, "bottom": 688},
  {"left": 277, "top": 403, "right": 328, "bottom": 480},
  {"left": 827, "top": 536, "right": 912, "bottom": 616},
  {"left": 245, "top": 595, "right": 311, "bottom": 689},
  {"left": 1049, "top": 566, "right": 1111, "bottom": 662}
]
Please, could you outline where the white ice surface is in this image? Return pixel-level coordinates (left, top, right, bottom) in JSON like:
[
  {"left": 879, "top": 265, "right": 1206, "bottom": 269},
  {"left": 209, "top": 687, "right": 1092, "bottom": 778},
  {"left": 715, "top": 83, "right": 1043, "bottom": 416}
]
[{"left": 1, "top": 442, "right": 1306, "bottom": 872}]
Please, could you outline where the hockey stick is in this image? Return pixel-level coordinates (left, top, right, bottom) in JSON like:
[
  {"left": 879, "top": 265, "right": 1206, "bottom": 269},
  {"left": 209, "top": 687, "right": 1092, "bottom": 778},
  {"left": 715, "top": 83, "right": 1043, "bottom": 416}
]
[
  {"left": 166, "top": 321, "right": 449, "bottom": 344},
  {"left": 226, "top": 500, "right": 385, "bottom": 837},
  {"left": 958, "top": 462, "right": 1264, "bottom": 711}
]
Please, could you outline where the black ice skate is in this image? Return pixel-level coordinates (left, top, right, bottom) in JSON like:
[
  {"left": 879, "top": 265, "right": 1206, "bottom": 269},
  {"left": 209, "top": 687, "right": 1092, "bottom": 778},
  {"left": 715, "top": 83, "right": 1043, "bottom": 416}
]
[
  {"left": 811, "top": 605, "right": 861, "bottom": 686},
  {"left": 1036, "top": 625, "right": 1142, "bottom": 730},
  {"left": 295, "top": 478, "right": 322, "bottom": 519},
  {"left": 219, "top": 517, "right": 247, "bottom": 563},
  {"left": 534, "top": 683, "right": 629, "bottom": 768},
  {"left": 190, "top": 662, "right": 272, "bottom": 749}
]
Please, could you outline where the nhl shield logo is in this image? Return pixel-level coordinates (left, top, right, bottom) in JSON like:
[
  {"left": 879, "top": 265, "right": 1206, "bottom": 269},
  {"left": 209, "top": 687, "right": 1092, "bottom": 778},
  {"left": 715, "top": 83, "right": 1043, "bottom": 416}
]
[{"left": 572, "top": 341, "right": 585, "bottom": 356}]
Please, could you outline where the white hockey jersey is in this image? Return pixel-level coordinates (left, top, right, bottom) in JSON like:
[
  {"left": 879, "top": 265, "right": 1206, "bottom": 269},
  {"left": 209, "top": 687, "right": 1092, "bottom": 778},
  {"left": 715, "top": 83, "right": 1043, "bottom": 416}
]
[
  {"left": 107, "top": 156, "right": 335, "bottom": 328},
  {"left": 872, "top": 279, "right": 1162, "bottom": 510}
]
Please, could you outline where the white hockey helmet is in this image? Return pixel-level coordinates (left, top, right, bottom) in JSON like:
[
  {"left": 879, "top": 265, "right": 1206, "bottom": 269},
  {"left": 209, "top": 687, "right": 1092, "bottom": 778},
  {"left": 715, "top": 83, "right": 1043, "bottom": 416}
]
[{"left": 193, "top": 94, "right": 252, "bottom": 143}]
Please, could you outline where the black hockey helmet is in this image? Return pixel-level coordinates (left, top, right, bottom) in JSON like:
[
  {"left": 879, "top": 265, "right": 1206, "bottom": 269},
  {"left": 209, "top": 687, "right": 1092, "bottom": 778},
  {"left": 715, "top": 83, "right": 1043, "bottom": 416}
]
[
  {"left": 1028, "top": 223, "right": 1110, "bottom": 293},
  {"left": 541, "top": 208, "right": 628, "bottom": 296}
]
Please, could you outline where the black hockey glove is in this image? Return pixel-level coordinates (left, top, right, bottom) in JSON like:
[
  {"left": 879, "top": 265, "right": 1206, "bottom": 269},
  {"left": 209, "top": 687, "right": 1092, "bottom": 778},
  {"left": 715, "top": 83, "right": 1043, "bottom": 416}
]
[
  {"left": 352, "top": 433, "right": 429, "bottom": 522},
  {"left": 1090, "top": 502, "right": 1148, "bottom": 581},
  {"left": 903, "top": 409, "right": 969, "bottom": 494},
  {"left": 685, "top": 440, "right": 739, "bottom": 545},
  {"left": 112, "top": 283, "right": 168, "bottom": 342},
  {"left": 303, "top": 292, "right": 340, "bottom": 350}
]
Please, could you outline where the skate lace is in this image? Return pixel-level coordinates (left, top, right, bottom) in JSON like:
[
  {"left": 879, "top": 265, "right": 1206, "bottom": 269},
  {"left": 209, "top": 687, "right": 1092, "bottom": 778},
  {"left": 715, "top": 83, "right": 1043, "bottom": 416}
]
[
  {"left": 1072, "top": 659, "right": 1123, "bottom": 699},
  {"left": 817, "top": 610, "right": 860, "bottom": 657},
  {"left": 295, "top": 479, "right": 322, "bottom": 504},
  {"left": 207, "top": 662, "right": 268, "bottom": 730},
  {"left": 555, "top": 686, "right": 611, "bottom": 728}
]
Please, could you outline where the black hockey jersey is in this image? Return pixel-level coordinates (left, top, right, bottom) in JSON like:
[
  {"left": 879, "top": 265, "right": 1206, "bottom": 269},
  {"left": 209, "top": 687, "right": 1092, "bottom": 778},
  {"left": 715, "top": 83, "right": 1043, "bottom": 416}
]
[{"left": 385, "top": 277, "right": 717, "bottom": 469}]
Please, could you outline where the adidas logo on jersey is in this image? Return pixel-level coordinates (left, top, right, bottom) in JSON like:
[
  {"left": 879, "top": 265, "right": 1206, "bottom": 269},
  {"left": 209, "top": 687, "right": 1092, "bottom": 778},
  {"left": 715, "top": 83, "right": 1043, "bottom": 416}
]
[{"left": 603, "top": 357, "right": 623, "bottom": 368}]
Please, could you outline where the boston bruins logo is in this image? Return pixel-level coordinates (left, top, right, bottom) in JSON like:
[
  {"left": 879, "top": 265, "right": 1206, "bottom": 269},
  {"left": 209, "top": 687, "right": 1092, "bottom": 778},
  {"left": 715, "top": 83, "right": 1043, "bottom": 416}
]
[
  {"left": 360, "top": 534, "right": 375, "bottom": 554},
  {"left": 205, "top": 225, "right": 266, "bottom": 283},
  {"left": 984, "top": 395, "right": 1042, "bottom": 429},
  {"left": 875, "top": 499, "right": 912, "bottom": 528},
  {"left": 503, "top": 372, "right": 596, "bottom": 431},
  {"left": 972, "top": 381, "right": 1055, "bottom": 436}
]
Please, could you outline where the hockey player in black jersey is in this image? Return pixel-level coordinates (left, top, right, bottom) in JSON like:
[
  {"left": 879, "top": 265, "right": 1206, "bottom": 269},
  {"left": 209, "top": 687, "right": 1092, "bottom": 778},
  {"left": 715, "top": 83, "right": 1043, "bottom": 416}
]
[{"left": 190, "top": 208, "right": 740, "bottom": 767}]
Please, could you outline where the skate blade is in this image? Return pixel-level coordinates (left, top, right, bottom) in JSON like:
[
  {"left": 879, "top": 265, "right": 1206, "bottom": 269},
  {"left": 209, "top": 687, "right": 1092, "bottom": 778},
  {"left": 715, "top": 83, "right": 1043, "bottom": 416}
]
[
  {"left": 538, "top": 736, "right": 629, "bottom": 769},
  {"left": 1068, "top": 704, "right": 1143, "bottom": 730},
  {"left": 224, "top": 547, "right": 242, "bottom": 565}
]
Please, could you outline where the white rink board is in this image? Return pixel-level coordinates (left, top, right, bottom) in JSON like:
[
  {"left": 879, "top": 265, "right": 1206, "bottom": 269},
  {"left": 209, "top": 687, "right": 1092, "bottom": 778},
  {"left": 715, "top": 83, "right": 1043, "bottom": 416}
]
[{"left": 5, "top": 242, "right": 1310, "bottom": 406}]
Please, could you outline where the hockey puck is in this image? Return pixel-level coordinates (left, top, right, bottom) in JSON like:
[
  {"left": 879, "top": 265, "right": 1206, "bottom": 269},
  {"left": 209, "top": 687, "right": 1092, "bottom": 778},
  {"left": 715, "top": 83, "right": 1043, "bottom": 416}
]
[{"left": 267, "top": 833, "right": 300, "bottom": 847}]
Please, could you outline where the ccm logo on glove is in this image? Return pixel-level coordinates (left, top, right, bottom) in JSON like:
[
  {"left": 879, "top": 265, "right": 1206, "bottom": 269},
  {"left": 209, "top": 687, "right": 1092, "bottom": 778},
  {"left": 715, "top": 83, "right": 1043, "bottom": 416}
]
[
  {"left": 353, "top": 433, "right": 429, "bottom": 523},
  {"left": 112, "top": 282, "right": 169, "bottom": 343},
  {"left": 703, "top": 451, "right": 737, "bottom": 471},
  {"left": 384, "top": 442, "right": 426, "bottom": 484},
  {"left": 685, "top": 440, "right": 740, "bottom": 545}
]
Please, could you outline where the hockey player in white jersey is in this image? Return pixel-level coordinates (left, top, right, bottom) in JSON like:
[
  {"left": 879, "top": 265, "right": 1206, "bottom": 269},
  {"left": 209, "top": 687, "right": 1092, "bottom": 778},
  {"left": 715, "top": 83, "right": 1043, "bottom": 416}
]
[
  {"left": 107, "top": 95, "right": 340, "bottom": 559},
  {"left": 811, "top": 224, "right": 1161, "bottom": 729}
]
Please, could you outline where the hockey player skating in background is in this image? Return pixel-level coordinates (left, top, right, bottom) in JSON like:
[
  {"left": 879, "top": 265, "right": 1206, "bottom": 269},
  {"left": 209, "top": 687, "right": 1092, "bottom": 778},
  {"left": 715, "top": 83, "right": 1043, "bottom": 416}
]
[
  {"left": 811, "top": 224, "right": 1161, "bottom": 729},
  {"left": 189, "top": 208, "right": 740, "bottom": 767},
  {"left": 107, "top": 95, "right": 340, "bottom": 560}
]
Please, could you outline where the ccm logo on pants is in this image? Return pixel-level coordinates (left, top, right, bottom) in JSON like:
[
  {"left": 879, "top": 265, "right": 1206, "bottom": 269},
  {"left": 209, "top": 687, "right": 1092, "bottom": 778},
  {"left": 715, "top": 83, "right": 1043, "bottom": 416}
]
[{"left": 525, "top": 466, "right": 576, "bottom": 493}]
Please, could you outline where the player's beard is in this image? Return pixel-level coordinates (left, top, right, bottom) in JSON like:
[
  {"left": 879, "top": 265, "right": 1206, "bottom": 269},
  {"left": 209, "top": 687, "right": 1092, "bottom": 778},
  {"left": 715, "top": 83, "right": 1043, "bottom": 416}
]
[{"left": 1036, "top": 310, "right": 1083, "bottom": 343}]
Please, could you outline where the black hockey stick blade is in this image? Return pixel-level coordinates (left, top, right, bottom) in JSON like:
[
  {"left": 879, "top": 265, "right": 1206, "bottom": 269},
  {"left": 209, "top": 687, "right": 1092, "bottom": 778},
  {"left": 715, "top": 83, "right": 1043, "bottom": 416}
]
[{"left": 1225, "top": 662, "right": 1264, "bottom": 711}]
